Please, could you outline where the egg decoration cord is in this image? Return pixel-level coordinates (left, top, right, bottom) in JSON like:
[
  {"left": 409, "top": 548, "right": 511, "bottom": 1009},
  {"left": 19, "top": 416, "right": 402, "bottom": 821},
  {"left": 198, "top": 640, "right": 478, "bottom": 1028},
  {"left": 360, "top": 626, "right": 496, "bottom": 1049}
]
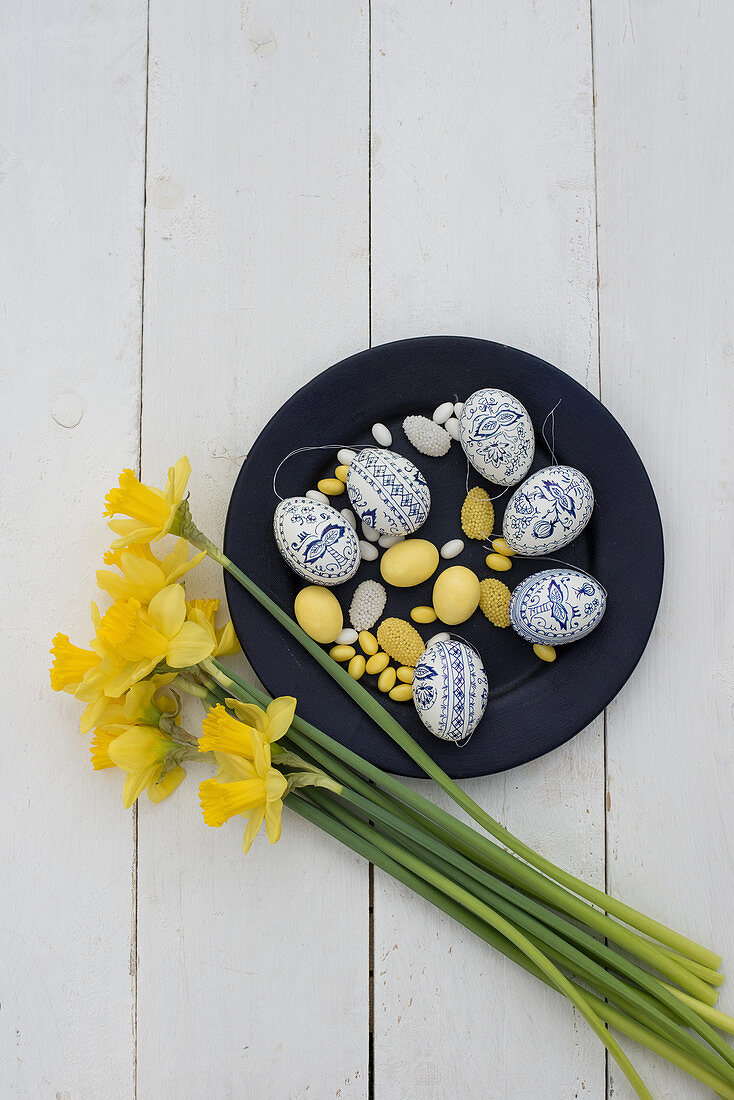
[
  {"left": 541, "top": 398, "right": 562, "bottom": 466},
  {"left": 271, "top": 444, "right": 363, "bottom": 502}
]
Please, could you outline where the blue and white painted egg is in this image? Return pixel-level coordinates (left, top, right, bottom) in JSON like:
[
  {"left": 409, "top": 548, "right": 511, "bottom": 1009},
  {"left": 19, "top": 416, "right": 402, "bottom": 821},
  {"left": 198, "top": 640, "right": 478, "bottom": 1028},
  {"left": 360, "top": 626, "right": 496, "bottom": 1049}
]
[
  {"left": 502, "top": 465, "right": 594, "bottom": 556},
  {"left": 346, "top": 447, "right": 430, "bottom": 536},
  {"left": 458, "top": 388, "right": 535, "bottom": 486},
  {"left": 509, "top": 568, "right": 606, "bottom": 645},
  {"left": 273, "top": 496, "right": 360, "bottom": 586},
  {"left": 412, "top": 639, "right": 489, "bottom": 742}
]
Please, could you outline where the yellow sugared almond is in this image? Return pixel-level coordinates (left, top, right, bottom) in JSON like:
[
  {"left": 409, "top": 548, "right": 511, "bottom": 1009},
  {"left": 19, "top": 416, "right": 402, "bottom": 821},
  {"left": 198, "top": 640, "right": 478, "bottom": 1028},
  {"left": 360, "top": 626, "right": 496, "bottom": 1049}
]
[
  {"left": 334, "top": 464, "right": 350, "bottom": 483},
  {"left": 365, "top": 651, "right": 390, "bottom": 675},
  {"left": 329, "top": 644, "right": 356, "bottom": 662},
  {"left": 461, "top": 486, "right": 495, "bottom": 541},
  {"left": 317, "top": 478, "right": 344, "bottom": 496},
  {"left": 376, "top": 617, "right": 425, "bottom": 668},
  {"left": 533, "top": 644, "right": 557, "bottom": 663},
  {"left": 358, "top": 630, "right": 379, "bottom": 656},
  {"left": 348, "top": 654, "right": 366, "bottom": 679},
  {"left": 389, "top": 683, "right": 413, "bottom": 702},
  {"left": 491, "top": 536, "right": 516, "bottom": 557},
  {"left": 396, "top": 666, "right": 414, "bottom": 683},
  {"left": 485, "top": 553, "right": 512, "bottom": 572},
  {"left": 411, "top": 605, "right": 437, "bottom": 624},
  {"left": 478, "top": 578, "right": 512, "bottom": 629},
  {"left": 378, "top": 666, "right": 397, "bottom": 693}
]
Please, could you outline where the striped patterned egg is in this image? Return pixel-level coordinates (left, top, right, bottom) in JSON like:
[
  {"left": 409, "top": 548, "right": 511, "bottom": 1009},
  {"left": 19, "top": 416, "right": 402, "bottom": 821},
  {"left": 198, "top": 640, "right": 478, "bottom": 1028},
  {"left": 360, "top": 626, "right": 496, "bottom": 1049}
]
[
  {"left": 458, "top": 388, "right": 535, "bottom": 486},
  {"left": 509, "top": 568, "right": 606, "bottom": 645},
  {"left": 412, "top": 639, "right": 488, "bottom": 742},
  {"left": 273, "top": 496, "right": 360, "bottom": 586},
  {"left": 502, "top": 466, "right": 594, "bottom": 556},
  {"left": 346, "top": 447, "right": 430, "bottom": 536}
]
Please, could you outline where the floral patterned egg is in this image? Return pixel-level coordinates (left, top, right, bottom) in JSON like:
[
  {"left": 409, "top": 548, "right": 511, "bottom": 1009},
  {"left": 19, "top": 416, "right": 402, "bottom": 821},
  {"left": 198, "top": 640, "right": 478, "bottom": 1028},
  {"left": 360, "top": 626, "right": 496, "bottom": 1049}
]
[
  {"left": 412, "top": 639, "right": 488, "bottom": 742},
  {"left": 346, "top": 447, "right": 430, "bottom": 536},
  {"left": 502, "top": 465, "right": 594, "bottom": 556},
  {"left": 458, "top": 388, "right": 535, "bottom": 486},
  {"left": 273, "top": 496, "right": 360, "bottom": 586},
  {"left": 509, "top": 568, "right": 606, "bottom": 645}
]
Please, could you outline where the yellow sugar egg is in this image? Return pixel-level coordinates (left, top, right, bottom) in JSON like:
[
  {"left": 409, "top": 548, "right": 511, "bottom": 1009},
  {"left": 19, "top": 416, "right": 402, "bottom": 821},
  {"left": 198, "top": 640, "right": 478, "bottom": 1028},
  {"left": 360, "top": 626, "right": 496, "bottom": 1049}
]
[
  {"left": 485, "top": 553, "right": 513, "bottom": 572},
  {"left": 389, "top": 683, "right": 413, "bottom": 702},
  {"left": 365, "top": 651, "right": 390, "bottom": 675},
  {"left": 411, "top": 605, "right": 437, "bottom": 624},
  {"left": 461, "top": 486, "right": 495, "bottom": 541},
  {"left": 317, "top": 478, "right": 345, "bottom": 496},
  {"left": 329, "top": 644, "right": 356, "bottom": 662},
  {"left": 348, "top": 654, "right": 366, "bottom": 680},
  {"left": 396, "top": 666, "right": 414, "bottom": 684},
  {"left": 358, "top": 630, "right": 379, "bottom": 656},
  {"left": 378, "top": 666, "right": 397, "bottom": 693},
  {"left": 380, "top": 538, "right": 439, "bottom": 587},
  {"left": 294, "top": 586, "right": 343, "bottom": 644},
  {"left": 491, "top": 537, "right": 516, "bottom": 557},
  {"left": 432, "top": 566, "right": 480, "bottom": 625},
  {"left": 533, "top": 643, "right": 557, "bottom": 663},
  {"left": 376, "top": 618, "right": 425, "bottom": 667},
  {"left": 334, "top": 464, "right": 350, "bottom": 483}
]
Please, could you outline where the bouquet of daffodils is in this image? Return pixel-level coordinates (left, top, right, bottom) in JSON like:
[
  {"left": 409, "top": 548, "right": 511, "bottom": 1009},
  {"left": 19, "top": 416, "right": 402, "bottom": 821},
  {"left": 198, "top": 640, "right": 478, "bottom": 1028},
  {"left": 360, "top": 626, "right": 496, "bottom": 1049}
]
[{"left": 50, "top": 458, "right": 734, "bottom": 1099}]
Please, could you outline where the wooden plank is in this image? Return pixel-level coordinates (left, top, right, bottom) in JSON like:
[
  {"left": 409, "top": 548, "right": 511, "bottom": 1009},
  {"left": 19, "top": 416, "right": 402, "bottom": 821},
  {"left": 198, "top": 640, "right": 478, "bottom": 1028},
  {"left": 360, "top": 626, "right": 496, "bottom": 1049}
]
[
  {"left": 136, "top": 2, "right": 370, "bottom": 1096},
  {"left": 370, "top": 2, "right": 606, "bottom": 1096},
  {"left": 594, "top": 1, "right": 734, "bottom": 1095},
  {"left": 0, "top": 1, "right": 148, "bottom": 1096}
]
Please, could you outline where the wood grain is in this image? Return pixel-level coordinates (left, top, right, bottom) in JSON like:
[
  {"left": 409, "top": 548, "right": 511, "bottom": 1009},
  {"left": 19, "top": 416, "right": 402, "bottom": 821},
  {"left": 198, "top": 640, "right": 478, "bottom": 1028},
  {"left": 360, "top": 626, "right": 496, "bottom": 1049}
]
[
  {"left": 370, "top": 2, "right": 605, "bottom": 1096},
  {"left": 0, "top": 1, "right": 148, "bottom": 1095}
]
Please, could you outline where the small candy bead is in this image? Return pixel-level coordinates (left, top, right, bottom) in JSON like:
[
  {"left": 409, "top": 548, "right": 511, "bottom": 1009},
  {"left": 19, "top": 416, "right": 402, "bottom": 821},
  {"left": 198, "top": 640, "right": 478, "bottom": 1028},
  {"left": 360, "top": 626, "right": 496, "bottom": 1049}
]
[
  {"left": 372, "top": 422, "right": 392, "bottom": 447},
  {"left": 337, "top": 447, "right": 356, "bottom": 465},
  {"left": 358, "top": 630, "right": 379, "bottom": 656},
  {"left": 334, "top": 464, "right": 350, "bottom": 483},
  {"left": 426, "top": 632, "right": 450, "bottom": 647},
  {"left": 306, "top": 489, "right": 329, "bottom": 505},
  {"left": 348, "top": 654, "right": 366, "bottom": 679},
  {"left": 486, "top": 553, "right": 512, "bottom": 572},
  {"left": 361, "top": 521, "right": 380, "bottom": 542},
  {"left": 533, "top": 644, "right": 557, "bottom": 663},
  {"left": 491, "top": 537, "right": 516, "bottom": 557},
  {"left": 440, "top": 539, "right": 464, "bottom": 559},
  {"left": 378, "top": 666, "right": 397, "bottom": 693},
  {"left": 444, "top": 417, "right": 460, "bottom": 440},
  {"left": 366, "top": 651, "right": 389, "bottom": 675},
  {"left": 340, "top": 507, "right": 358, "bottom": 530},
  {"left": 411, "top": 605, "right": 437, "bottom": 624},
  {"left": 432, "top": 401, "right": 454, "bottom": 424},
  {"left": 389, "top": 683, "right": 413, "bottom": 702},
  {"left": 396, "top": 666, "right": 414, "bottom": 684},
  {"left": 336, "top": 628, "right": 358, "bottom": 645},
  {"left": 359, "top": 540, "right": 379, "bottom": 561},
  {"left": 329, "top": 645, "right": 356, "bottom": 662},
  {"left": 453, "top": 401, "right": 464, "bottom": 418},
  {"left": 318, "top": 478, "right": 344, "bottom": 496}
]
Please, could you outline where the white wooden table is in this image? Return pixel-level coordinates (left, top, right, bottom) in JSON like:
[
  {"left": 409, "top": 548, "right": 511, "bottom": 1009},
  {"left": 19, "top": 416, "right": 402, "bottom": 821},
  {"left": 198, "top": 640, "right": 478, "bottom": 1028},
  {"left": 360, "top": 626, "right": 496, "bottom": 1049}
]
[{"left": 3, "top": 3, "right": 733, "bottom": 1097}]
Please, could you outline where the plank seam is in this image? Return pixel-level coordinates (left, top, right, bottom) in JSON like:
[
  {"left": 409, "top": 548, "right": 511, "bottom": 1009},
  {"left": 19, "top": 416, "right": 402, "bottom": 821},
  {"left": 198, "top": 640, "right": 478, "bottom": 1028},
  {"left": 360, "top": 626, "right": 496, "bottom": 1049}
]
[{"left": 368, "top": 5, "right": 374, "bottom": 1099}]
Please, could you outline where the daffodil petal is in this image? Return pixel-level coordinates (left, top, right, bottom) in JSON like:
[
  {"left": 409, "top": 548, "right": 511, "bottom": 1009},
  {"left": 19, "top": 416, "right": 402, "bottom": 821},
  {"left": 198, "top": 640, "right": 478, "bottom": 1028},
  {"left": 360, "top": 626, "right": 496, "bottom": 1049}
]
[
  {"left": 123, "top": 763, "right": 162, "bottom": 808},
  {"left": 148, "top": 765, "right": 186, "bottom": 803},
  {"left": 226, "top": 701, "right": 268, "bottom": 733},
  {"left": 166, "top": 547, "right": 205, "bottom": 585},
  {"left": 103, "top": 657, "right": 160, "bottom": 698},
  {"left": 214, "top": 621, "right": 240, "bottom": 656},
  {"left": 165, "top": 621, "right": 214, "bottom": 668},
  {"left": 265, "top": 696, "right": 297, "bottom": 743},
  {"left": 264, "top": 798, "right": 284, "bottom": 845},
  {"left": 148, "top": 584, "right": 186, "bottom": 639},
  {"left": 214, "top": 752, "right": 256, "bottom": 781},
  {"left": 166, "top": 456, "right": 191, "bottom": 506},
  {"left": 242, "top": 806, "right": 265, "bottom": 852}
]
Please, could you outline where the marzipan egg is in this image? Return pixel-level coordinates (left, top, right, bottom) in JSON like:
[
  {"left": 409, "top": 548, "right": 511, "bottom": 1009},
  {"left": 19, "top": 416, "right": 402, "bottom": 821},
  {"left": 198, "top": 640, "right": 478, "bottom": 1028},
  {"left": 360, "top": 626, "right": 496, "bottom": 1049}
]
[
  {"left": 347, "top": 447, "right": 430, "bottom": 535},
  {"left": 412, "top": 639, "right": 488, "bottom": 742},
  {"left": 432, "top": 566, "right": 480, "bottom": 625},
  {"left": 273, "top": 496, "right": 360, "bottom": 585},
  {"left": 380, "top": 538, "right": 439, "bottom": 587},
  {"left": 503, "top": 465, "right": 594, "bottom": 556},
  {"left": 509, "top": 568, "right": 606, "bottom": 645},
  {"left": 458, "top": 388, "right": 534, "bottom": 486}
]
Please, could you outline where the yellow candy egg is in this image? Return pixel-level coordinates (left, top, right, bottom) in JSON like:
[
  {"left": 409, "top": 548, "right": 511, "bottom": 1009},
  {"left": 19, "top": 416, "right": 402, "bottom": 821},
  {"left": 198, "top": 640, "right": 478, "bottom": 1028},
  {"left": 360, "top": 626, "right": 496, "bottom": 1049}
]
[
  {"left": 334, "top": 464, "right": 350, "bottom": 483},
  {"left": 378, "top": 666, "right": 398, "bottom": 693},
  {"left": 376, "top": 618, "right": 425, "bottom": 667},
  {"left": 411, "top": 605, "right": 437, "bottom": 624},
  {"left": 485, "top": 553, "right": 513, "bottom": 572},
  {"left": 389, "top": 683, "right": 413, "bottom": 702},
  {"left": 358, "top": 630, "right": 379, "bottom": 656},
  {"left": 533, "top": 644, "right": 557, "bottom": 663},
  {"left": 294, "top": 586, "right": 343, "bottom": 644},
  {"left": 317, "top": 478, "right": 345, "bottom": 496},
  {"left": 365, "top": 650, "right": 390, "bottom": 675},
  {"left": 432, "top": 566, "right": 481, "bottom": 625},
  {"left": 491, "top": 537, "right": 516, "bottom": 557},
  {"left": 380, "top": 538, "right": 440, "bottom": 587},
  {"left": 348, "top": 654, "right": 366, "bottom": 680},
  {"left": 396, "top": 666, "right": 414, "bottom": 684},
  {"left": 329, "top": 644, "right": 356, "bottom": 662}
]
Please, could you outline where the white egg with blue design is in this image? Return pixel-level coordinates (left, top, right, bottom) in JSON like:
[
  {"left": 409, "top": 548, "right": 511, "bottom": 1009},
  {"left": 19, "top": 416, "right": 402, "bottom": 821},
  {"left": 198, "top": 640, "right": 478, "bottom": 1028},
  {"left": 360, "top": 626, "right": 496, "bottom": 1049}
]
[
  {"left": 273, "top": 496, "right": 360, "bottom": 586},
  {"left": 509, "top": 568, "right": 606, "bottom": 645},
  {"left": 346, "top": 447, "right": 430, "bottom": 536},
  {"left": 458, "top": 388, "right": 535, "bottom": 486},
  {"left": 412, "top": 638, "right": 488, "bottom": 742},
  {"left": 503, "top": 465, "right": 594, "bottom": 556}
]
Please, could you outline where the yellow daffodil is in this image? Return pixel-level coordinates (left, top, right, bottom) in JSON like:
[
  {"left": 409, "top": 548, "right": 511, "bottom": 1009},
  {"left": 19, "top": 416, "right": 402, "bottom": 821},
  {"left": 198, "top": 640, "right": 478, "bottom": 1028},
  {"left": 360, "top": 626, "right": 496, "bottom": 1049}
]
[
  {"left": 199, "top": 704, "right": 257, "bottom": 760},
  {"left": 96, "top": 584, "right": 214, "bottom": 697},
  {"left": 198, "top": 729, "right": 287, "bottom": 852},
  {"left": 104, "top": 456, "right": 191, "bottom": 549},
  {"left": 106, "top": 725, "right": 184, "bottom": 807},
  {"left": 90, "top": 725, "right": 124, "bottom": 770},
  {"left": 97, "top": 541, "right": 205, "bottom": 603},
  {"left": 49, "top": 634, "right": 101, "bottom": 693},
  {"left": 186, "top": 598, "right": 240, "bottom": 657},
  {"left": 225, "top": 695, "right": 296, "bottom": 745}
]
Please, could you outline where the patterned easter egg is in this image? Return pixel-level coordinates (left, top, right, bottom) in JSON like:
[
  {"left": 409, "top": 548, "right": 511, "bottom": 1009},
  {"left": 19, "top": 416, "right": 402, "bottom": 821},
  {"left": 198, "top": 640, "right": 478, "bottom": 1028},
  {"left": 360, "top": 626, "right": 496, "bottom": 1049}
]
[
  {"left": 502, "top": 465, "right": 594, "bottom": 556},
  {"left": 273, "top": 496, "right": 360, "bottom": 586},
  {"left": 458, "top": 388, "right": 535, "bottom": 486},
  {"left": 346, "top": 447, "right": 430, "bottom": 536},
  {"left": 412, "top": 639, "right": 489, "bottom": 742},
  {"left": 509, "top": 568, "right": 606, "bottom": 645}
]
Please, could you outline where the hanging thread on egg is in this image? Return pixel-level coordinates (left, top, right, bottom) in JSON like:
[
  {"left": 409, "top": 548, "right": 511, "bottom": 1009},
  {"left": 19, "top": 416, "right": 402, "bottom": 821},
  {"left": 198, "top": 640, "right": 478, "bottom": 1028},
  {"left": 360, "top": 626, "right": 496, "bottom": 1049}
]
[
  {"left": 272, "top": 444, "right": 368, "bottom": 502},
  {"left": 541, "top": 399, "right": 562, "bottom": 466}
]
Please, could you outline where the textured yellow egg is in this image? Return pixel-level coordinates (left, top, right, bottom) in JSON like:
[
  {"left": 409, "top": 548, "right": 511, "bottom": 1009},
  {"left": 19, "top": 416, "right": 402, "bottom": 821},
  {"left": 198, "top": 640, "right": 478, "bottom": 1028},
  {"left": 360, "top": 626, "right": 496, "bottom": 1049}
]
[
  {"left": 432, "top": 566, "right": 481, "bottom": 625},
  {"left": 293, "top": 586, "right": 343, "bottom": 644},
  {"left": 380, "top": 538, "right": 440, "bottom": 587}
]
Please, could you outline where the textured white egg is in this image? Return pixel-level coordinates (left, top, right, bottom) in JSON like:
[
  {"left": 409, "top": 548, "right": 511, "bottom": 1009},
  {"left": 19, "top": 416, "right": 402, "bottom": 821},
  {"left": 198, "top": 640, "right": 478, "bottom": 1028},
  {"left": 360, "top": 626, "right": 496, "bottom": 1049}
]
[
  {"left": 503, "top": 465, "right": 594, "bottom": 556},
  {"left": 458, "top": 388, "right": 535, "bottom": 486},
  {"left": 273, "top": 496, "right": 360, "bottom": 586},
  {"left": 347, "top": 447, "right": 430, "bottom": 535},
  {"left": 412, "top": 639, "right": 489, "bottom": 742},
  {"left": 509, "top": 568, "right": 606, "bottom": 645}
]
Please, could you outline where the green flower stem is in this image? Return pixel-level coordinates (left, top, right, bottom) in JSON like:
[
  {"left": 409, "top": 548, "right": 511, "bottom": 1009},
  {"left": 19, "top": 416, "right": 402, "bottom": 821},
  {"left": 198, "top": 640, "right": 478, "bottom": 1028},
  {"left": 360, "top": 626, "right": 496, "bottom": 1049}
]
[
  {"left": 186, "top": 528, "right": 722, "bottom": 972},
  {"left": 664, "top": 988, "right": 734, "bottom": 1037},
  {"left": 204, "top": 656, "right": 721, "bottom": 1003},
  {"left": 178, "top": 675, "right": 221, "bottom": 707},
  {"left": 289, "top": 794, "right": 734, "bottom": 1099}
]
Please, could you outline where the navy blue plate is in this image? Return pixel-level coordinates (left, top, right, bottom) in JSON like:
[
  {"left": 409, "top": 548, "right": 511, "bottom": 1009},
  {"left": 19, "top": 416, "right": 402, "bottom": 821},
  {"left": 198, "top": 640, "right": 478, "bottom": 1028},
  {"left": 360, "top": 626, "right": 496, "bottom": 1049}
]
[{"left": 224, "top": 337, "right": 664, "bottom": 779}]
